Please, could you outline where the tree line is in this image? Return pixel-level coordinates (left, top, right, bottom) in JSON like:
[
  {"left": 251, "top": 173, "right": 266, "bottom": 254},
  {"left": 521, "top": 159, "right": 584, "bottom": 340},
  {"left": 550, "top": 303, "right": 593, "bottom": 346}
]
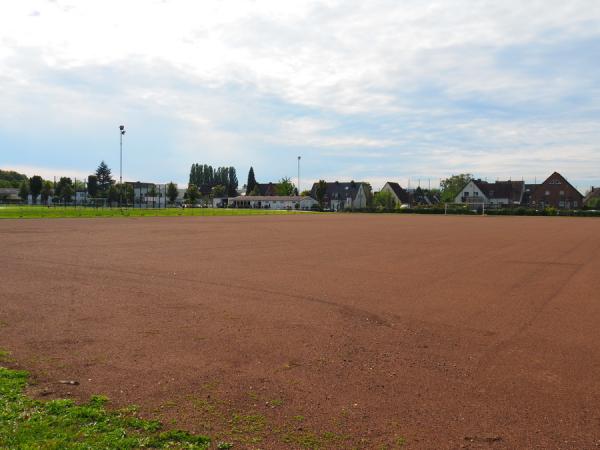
[
  {"left": 2, "top": 163, "right": 475, "bottom": 207},
  {"left": 2, "top": 162, "right": 181, "bottom": 206},
  {"left": 188, "top": 164, "right": 238, "bottom": 197}
]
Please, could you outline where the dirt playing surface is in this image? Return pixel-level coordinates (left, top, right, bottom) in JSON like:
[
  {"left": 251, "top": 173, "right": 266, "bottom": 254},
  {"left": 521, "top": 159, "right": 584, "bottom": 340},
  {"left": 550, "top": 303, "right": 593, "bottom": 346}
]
[{"left": 2, "top": 214, "right": 600, "bottom": 449}]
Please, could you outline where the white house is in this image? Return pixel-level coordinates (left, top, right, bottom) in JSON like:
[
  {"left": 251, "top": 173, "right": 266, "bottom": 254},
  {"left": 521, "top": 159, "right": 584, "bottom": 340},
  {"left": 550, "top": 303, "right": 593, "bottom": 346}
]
[
  {"left": 381, "top": 182, "right": 410, "bottom": 206},
  {"left": 454, "top": 179, "right": 525, "bottom": 206},
  {"left": 309, "top": 181, "right": 371, "bottom": 210},
  {"left": 227, "top": 195, "right": 318, "bottom": 210}
]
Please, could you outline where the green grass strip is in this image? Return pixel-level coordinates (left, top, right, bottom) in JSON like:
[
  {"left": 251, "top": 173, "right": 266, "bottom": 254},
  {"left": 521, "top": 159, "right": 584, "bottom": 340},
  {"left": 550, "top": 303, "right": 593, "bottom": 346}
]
[
  {"left": 0, "top": 365, "right": 210, "bottom": 449},
  {"left": 0, "top": 206, "right": 317, "bottom": 219}
]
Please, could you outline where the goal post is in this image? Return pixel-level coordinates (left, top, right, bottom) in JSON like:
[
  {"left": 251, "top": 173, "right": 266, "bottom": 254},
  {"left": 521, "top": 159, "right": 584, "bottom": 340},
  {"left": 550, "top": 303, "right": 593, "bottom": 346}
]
[{"left": 445, "top": 201, "right": 487, "bottom": 215}]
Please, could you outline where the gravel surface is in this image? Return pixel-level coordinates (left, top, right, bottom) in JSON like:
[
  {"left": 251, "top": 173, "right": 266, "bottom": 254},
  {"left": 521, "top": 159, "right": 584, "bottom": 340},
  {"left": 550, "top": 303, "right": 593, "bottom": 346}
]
[{"left": 1, "top": 214, "right": 599, "bottom": 449}]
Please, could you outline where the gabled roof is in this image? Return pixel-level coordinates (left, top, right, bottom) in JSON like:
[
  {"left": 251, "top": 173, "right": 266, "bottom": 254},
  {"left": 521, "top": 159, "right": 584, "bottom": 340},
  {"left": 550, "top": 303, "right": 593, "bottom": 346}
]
[
  {"left": 411, "top": 187, "right": 440, "bottom": 205},
  {"left": 584, "top": 187, "right": 600, "bottom": 203},
  {"left": 533, "top": 172, "right": 583, "bottom": 199},
  {"left": 255, "top": 183, "right": 279, "bottom": 196},
  {"left": 464, "top": 179, "right": 524, "bottom": 201},
  {"left": 487, "top": 180, "right": 524, "bottom": 200},
  {"left": 229, "top": 195, "right": 314, "bottom": 202},
  {"left": 384, "top": 182, "right": 410, "bottom": 203},
  {"left": 310, "top": 181, "right": 367, "bottom": 201}
]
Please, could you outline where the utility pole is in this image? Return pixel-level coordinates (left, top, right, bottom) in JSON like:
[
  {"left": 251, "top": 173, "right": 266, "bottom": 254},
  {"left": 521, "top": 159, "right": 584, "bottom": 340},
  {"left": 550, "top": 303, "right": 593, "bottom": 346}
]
[
  {"left": 119, "top": 125, "right": 126, "bottom": 206},
  {"left": 297, "top": 156, "right": 301, "bottom": 195}
]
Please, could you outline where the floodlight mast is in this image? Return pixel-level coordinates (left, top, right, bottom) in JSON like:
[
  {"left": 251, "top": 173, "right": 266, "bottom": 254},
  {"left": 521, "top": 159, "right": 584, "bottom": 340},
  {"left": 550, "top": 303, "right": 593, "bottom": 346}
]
[
  {"left": 120, "top": 125, "right": 125, "bottom": 206},
  {"left": 297, "top": 156, "right": 301, "bottom": 195}
]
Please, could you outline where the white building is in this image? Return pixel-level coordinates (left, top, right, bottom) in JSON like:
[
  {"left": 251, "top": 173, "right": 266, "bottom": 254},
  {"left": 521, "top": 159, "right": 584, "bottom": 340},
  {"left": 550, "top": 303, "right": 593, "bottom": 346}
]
[
  {"left": 228, "top": 195, "right": 318, "bottom": 210},
  {"left": 454, "top": 179, "right": 525, "bottom": 206},
  {"left": 309, "top": 181, "right": 371, "bottom": 210}
]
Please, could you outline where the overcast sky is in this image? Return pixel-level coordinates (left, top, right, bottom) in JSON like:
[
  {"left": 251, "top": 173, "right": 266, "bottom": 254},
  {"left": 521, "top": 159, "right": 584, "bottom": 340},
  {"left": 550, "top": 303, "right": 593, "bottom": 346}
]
[{"left": 1, "top": 0, "right": 599, "bottom": 192}]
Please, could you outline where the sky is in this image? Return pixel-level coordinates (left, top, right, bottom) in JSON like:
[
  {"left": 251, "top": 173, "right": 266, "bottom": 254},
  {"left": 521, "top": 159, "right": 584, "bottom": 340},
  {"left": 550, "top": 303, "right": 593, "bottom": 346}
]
[{"left": 1, "top": 0, "right": 599, "bottom": 193}]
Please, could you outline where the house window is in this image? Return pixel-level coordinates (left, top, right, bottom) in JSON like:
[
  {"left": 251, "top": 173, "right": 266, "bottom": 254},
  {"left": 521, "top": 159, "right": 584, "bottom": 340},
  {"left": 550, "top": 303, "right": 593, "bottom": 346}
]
[
  {"left": 545, "top": 190, "right": 550, "bottom": 196},
  {"left": 474, "top": 192, "right": 479, "bottom": 196},
  {"left": 559, "top": 201, "right": 565, "bottom": 208},
  {"left": 574, "top": 201, "right": 578, "bottom": 207},
  {"left": 559, "top": 190, "right": 564, "bottom": 196},
  {"left": 464, "top": 192, "right": 469, "bottom": 196}
]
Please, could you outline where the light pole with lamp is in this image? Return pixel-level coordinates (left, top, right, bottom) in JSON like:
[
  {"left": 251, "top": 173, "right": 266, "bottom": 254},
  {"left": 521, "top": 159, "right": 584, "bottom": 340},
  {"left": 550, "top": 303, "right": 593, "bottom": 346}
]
[
  {"left": 297, "top": 156, "right": 301, "bottom": 195},
  {"left": 119, "top": 125, "right": 126, "bottom": 206}
]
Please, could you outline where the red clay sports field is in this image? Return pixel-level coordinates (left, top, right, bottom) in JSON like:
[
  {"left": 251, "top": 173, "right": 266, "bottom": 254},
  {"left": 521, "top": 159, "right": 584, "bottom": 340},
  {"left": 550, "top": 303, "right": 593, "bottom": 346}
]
[{"left": 1, "top": 214, "right": 599, "bottom": 448}]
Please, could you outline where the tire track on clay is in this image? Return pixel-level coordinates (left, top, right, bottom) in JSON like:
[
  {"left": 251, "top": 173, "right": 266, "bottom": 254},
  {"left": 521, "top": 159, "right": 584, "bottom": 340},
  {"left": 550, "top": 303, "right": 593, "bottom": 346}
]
[
  {"left": 7, "top": 255, "right": 498, "bottom": 341},
  {"left": 13, "top": 256, "right": 394, "bottom": 328},
  {"left": 473, "top": 237, "right": 600, "bottom": 378}
]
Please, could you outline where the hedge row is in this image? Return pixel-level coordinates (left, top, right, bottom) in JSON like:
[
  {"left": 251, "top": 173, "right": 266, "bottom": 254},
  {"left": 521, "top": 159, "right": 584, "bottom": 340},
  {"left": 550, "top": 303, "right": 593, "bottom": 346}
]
[{"left": 342, "top": 207, "right": 600, "bottom": 217}]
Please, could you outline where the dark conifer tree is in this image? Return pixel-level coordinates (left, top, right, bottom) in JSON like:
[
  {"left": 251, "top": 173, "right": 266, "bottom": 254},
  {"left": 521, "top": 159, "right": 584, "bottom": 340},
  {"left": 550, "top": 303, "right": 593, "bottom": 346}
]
[
  {"left": 95, "top": 161, "right": 114, "bottom": 196},
  {"left": 246, "top": 167, "right": 257, "bottom": 195}
]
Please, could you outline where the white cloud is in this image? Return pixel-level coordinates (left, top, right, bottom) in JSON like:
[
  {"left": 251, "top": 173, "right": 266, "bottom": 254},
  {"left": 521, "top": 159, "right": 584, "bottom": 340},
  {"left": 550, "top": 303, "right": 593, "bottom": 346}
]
[
  {"left": 5, "top": 164, "right": 90, "bottom": 181},
  {"left": 1, "top": 1, "right": 600, "bottom": 189}
]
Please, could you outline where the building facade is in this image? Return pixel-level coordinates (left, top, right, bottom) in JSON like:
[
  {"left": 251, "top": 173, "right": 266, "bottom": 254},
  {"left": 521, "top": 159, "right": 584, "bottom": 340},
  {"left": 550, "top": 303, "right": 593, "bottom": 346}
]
[
  {"left": 381, "top": 182, "right": 410, "bottom": 206},
  {"left": 455, "top": 179, "right": 525, "bottom": 206},
  {"left": 583, "top": 187, "right": 600, "bottom": 208},
  {"left": 529, "top": 172, "right": 583, "bottom": 209},
  {"left": 310, "top": 181, "right": 371, "bottom": 210},
  {"left": 228, "top": 195, "right": 317, "bottom": 210}
]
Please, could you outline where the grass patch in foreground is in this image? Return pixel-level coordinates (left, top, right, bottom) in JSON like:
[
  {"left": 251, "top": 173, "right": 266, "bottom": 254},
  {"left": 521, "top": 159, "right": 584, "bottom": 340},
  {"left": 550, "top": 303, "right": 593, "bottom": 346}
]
[
  {"left": 0, "top": 365, "right": 210, "bottom": 449},
  {"left": 0, "top": 206, "right": 316, "bottom": 219}
]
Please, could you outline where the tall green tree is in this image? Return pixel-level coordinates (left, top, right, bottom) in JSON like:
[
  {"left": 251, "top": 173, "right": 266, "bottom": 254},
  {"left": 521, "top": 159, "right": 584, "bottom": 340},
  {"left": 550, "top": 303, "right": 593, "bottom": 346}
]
[
  {"left": 107, "top": 184, "right": 119, "bottom": 204},
  {"left": 87, "top": 175, "right": 98, "bottom": 197},
  {"left": 95, "top": 161, "right": 114, "bottom": 196},
  {"left": 73, "top": 179, "right": 85, "bottom": 192},
  {"left": 41, "top": 180, "right": 53, "bottom": 204},
  {"left": 373, "top": 190, "right": 396, "bottom": 210},
  {"left": 61, "top": 184, "right": 74, "bottom": 203},
  {"left": 186, "top": 184, "right": 200, "bottom": 204},
  {"left": 189, "top": 164, "right": 238, "bottom": 196},
  {"left": 0, "top": 170, "right": 28, "bottom": 188},
  {"left": 440, "top": 174, "right": 472, "bottom": 202},
  {"left": 227, "top": 167, "right": 238, "bottom": 196},
  {"left": 246, "top": 167, "right": 257, "bottom": 195},
  {"left": 315, "top": 180, "right": 327, "bottom": 207},
  {"left": 211, "top": 184, "right": 226, "bottom": 198},
  {"left": 29, "top": 176, "right": 43, "bottom": 204},
  {"left": 55, "top": 177, "right": 74, "bottom": 203},
  {"left": 167, "top": 182, "right": 178, "bottom": 204},
  {"left": 275, "top": 177, "right": 296, "bottom": 196},
  {"left": 588, "top": 197, "right": 600, "bottom": 209},
  {"left": 18, "top": 180, "right": 30, "bottom": 203}
]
